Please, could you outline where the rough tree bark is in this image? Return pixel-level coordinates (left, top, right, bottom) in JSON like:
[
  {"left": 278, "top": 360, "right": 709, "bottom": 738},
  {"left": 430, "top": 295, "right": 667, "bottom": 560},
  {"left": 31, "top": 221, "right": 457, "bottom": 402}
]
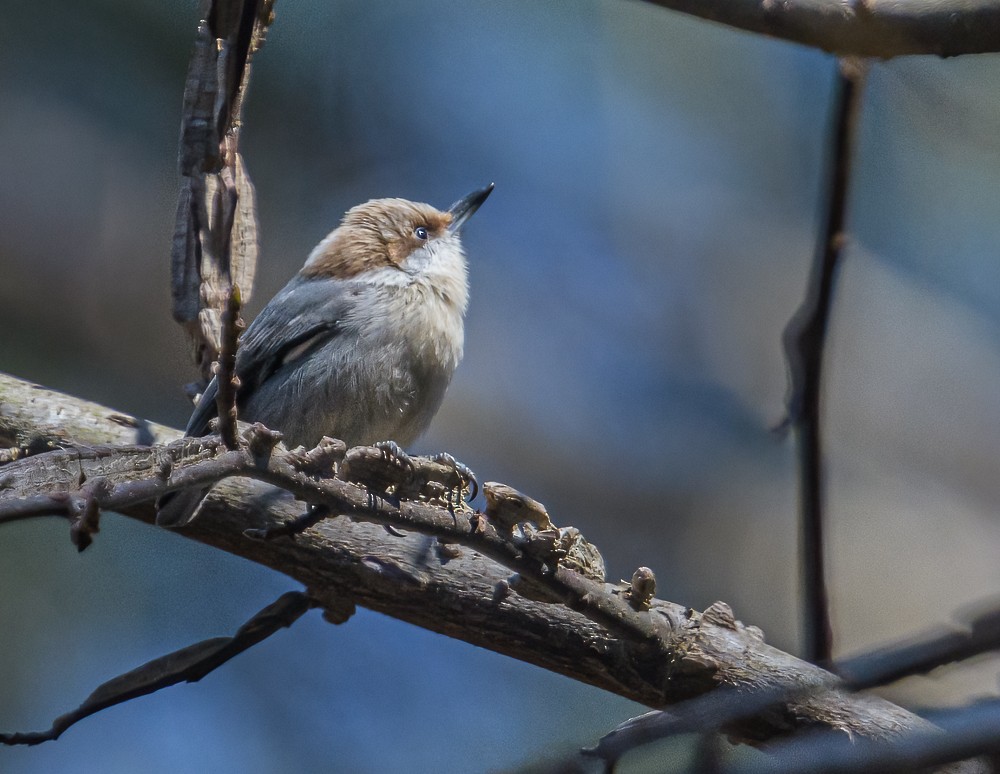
[{"left": 0, "top": 371, "right": 969, "bottom": 756}]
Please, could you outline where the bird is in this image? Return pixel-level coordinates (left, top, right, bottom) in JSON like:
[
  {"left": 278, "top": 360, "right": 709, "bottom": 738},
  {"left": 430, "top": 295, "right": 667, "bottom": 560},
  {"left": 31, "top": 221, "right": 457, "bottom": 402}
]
[{"left": 156, "top": 183, "right": 493, "bottom": 527}]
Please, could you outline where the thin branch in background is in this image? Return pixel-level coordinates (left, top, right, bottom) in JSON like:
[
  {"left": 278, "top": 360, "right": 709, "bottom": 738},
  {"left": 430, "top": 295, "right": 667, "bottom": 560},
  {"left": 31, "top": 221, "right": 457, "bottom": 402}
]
[
  {"left": 781, "top": 57, "right": 868, "bottom": 666},
  {"left": 717, "top": 699, "right": 1000, "bottom": 774},
  {"left": 638, "top": 0, "right": 1000, "bottom": 58},
  {"left": 582, "top": 682, "right": 835, "bottom": 770},
  {"left": 214, "top": 284, "right": 245, "bottom": 449},
  {"left": 693, "top": 732, "right": 724, "bottom": 773},
  {"left": 0, "top": 591, "right": 314, "bottom": 746},
  {"left": 837, "top": 600, "right": 1000, "bottom": 690}
]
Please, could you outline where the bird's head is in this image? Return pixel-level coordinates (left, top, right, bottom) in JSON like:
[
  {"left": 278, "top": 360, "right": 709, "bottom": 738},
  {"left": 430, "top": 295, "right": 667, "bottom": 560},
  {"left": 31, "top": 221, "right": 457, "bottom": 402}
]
[{"left": 301, "top": 185, "right": 493, "bottom": 294}]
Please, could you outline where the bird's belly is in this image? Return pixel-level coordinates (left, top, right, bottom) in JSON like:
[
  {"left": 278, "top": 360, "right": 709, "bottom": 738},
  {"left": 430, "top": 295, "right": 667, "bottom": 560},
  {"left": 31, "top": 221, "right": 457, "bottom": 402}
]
[{"left": 242, "top": 337, "right": 453, "bottom": 450}]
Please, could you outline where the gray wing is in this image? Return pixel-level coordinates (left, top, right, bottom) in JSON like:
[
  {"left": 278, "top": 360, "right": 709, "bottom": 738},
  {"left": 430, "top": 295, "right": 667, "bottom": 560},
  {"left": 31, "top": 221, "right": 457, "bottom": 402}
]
[{"left": 185, "top": 275, "right": 355, "bottom": 437}]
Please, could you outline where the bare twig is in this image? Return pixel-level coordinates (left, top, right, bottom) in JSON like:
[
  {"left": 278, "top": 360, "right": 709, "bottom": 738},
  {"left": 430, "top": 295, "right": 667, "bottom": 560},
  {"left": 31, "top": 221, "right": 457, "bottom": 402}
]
[
  {"left": 214, "top": 284, "right": 245, "bottom": 449},
  {"left": 719, "top": 699, "right": 1000, "bottom": 774},
  {"left": 640, "top": 0, "right": 1000, "bottom": 59},
  {"left": 0, "top": 482, "right": 106, "bottom": 551},
  {"left": 0, "top": 591, "right": 314, "bottom": 746},
  {"left": 838, "top": 601, "right": 1000, "bottom": 690},
  {"left": 781, "top": 58, "right": 868, "bottom": 665},
  {"left": 582, "top": 684, "right": 816, "bottom": 768},
  {"left": 693, "top": 733, "right": 724, "bottom": 774}
]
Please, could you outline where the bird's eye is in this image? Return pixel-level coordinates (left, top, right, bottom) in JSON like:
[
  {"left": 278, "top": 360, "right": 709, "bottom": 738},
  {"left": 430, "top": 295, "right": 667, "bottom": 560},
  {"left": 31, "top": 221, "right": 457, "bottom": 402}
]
[{"left": 414, "top": 226, "right": 429, "bottom": 240}]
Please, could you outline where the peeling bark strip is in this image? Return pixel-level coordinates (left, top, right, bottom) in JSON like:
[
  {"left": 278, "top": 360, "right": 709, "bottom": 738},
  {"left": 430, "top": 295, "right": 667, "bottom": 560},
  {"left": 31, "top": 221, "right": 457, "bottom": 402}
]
[
  {"left": 172, "top": 0, "right": 274, "bottom": 386},
  {"left": 0, "top": 372, "right": 949, "bottom": 747},
  {"left": 641, "top": 0, "right": 1000, "bottom": 59}
]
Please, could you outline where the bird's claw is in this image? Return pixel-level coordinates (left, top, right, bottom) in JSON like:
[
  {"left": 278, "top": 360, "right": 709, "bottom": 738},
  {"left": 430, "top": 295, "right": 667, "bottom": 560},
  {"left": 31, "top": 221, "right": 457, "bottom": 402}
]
[
  {"left": 374, "top": 440, "right": 415, "bottom": 470},
  {"left": 431, "top": 452, "right": 479, "bottom": 501}
]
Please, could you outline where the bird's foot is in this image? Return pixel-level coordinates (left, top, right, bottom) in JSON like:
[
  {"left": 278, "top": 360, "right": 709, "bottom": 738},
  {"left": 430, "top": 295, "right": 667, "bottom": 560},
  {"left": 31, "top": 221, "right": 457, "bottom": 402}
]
[
  {"left": 374, "top": 440, "right": 415, "bottom": 470},
  {"left": 430, "top": 452, "right": 479, "bottom": 502}
]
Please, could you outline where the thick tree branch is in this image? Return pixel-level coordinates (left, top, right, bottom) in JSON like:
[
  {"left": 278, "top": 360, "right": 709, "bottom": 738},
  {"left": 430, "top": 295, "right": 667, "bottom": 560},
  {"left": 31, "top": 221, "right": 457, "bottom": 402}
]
[
  {"left": 640, "top": 0, "right": 1000, "bottom": 58},
  {"left": 0, "top": 372, "right": 958, "bottom": 749}
]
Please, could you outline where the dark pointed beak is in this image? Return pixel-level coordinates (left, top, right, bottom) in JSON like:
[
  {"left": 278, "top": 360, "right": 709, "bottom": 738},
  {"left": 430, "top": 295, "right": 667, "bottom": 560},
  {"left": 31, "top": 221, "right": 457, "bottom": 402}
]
[{"left": 447, "top": 183, "right": 494, "bottom": 233}]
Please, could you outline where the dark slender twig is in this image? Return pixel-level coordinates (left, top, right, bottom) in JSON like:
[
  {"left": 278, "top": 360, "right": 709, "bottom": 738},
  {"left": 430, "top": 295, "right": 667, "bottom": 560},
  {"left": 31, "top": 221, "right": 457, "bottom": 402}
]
[
  {"left": 0, "top": 492, "right": 77, "bottom": 525},
  {"left": 0, "top": 485, "right": 106, "bottom": 551},
  {"left": 693, "top": 732, "right": 724, "bottom": 773},
  {"left": 583, "top": 682, "right": 836, "bottom": 768},
  {"left": 639, "top": 0, "right": 1000, "bottom": 58},
  {"left": 781, "top": 57, "right": 868, "bottom": 666},
  {"left": 214, "top": 284, "right": 245, "bottom": 449},
  {"left": 837, "top": 600, "right": 1000, "bottom": 690},
  {"left": 718, "top": 698, "right": 1000, "bottom": 774},
  {"left": 0, "top": 591, "right": 314, "bottom": 746}
]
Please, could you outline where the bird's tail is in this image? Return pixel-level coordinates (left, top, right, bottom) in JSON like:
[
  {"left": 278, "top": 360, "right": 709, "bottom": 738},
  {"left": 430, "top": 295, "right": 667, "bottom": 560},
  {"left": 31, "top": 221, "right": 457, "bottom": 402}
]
[{"left": 155, "top": 486, "right": 211, "bottom": 528}]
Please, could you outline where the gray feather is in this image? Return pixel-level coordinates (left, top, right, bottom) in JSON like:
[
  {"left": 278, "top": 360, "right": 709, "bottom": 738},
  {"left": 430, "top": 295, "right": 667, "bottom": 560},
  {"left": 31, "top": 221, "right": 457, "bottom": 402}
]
[{"left": 186, "top": 275, "right": 352, "bottom": 438}]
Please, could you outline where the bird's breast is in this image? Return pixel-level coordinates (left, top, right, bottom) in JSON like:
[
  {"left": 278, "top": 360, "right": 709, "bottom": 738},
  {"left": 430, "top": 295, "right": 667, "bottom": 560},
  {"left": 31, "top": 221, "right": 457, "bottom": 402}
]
[{"left": 376, "top": 280, "right": 465, "bottom": 372}]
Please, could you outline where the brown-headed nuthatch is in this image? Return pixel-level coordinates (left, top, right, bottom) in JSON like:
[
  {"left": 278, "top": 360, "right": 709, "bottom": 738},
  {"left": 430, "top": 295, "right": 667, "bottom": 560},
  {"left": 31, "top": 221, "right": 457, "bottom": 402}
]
[{"left": 156, "top": 183, "right": 493, "bottom": 527}]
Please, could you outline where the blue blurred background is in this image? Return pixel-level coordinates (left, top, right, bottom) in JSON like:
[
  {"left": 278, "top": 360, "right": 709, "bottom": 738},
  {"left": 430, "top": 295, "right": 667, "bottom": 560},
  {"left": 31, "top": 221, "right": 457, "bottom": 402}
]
[{"left": 3, "top": 1, "right": 1000, "bottom": 771}]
